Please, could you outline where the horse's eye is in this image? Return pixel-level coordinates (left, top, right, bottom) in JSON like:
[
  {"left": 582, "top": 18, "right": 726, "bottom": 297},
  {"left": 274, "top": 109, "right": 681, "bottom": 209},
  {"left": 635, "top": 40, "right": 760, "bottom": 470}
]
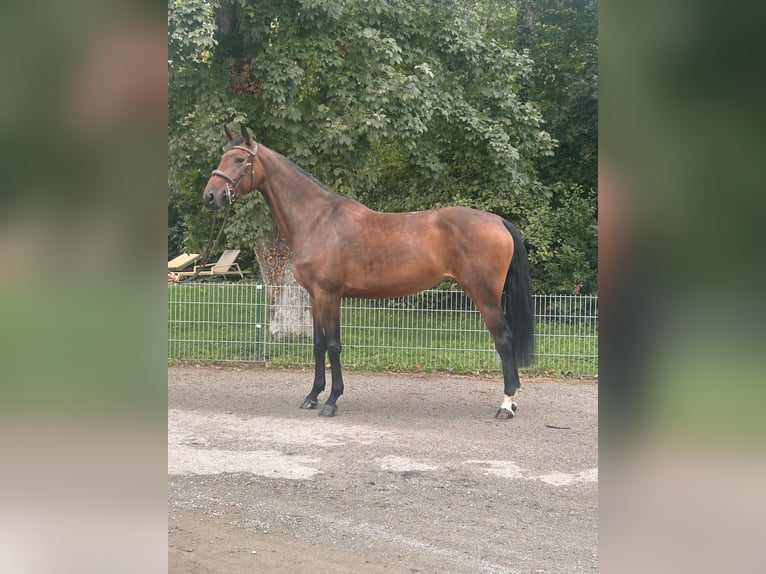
[{"left": 235, "top": 156, "right": 245, "bottom": 164}]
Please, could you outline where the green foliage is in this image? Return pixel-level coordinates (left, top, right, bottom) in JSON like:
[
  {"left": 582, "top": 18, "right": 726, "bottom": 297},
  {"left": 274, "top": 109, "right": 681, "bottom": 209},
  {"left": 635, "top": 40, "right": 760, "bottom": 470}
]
[
  {"left": 470, "top": 0, "right": 598, "bottom": 294},
  {"left": 168, "top": 0, "right": 597, "bottom": 294},
  {"left": 521, "top": 183, "right": 598, "bottom": 295},
  {"left": 168, "top": 0, "right": 217, "bottom": 66},
  {"left": 523, "top": 0, "right": 598, "bottom": 192}
]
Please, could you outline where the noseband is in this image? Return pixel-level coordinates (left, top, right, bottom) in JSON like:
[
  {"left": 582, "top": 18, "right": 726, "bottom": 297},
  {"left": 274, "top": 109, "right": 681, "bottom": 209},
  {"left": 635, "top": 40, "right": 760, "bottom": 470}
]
[{"left": 211, "top": 143, "right": 259, "bottom": 204}]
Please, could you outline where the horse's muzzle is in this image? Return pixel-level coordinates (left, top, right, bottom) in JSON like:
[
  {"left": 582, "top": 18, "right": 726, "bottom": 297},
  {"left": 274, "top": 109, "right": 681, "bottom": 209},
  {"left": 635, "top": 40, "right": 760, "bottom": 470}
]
[{"left": 203, "top": 190, "right": 220, "bottom": 210}]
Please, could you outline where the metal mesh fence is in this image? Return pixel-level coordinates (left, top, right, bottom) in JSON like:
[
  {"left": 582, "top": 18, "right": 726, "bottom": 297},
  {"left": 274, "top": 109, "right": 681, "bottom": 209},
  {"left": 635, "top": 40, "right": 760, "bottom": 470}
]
[{"left": 168, "top": 283, "right": 598, "bottom": 377}]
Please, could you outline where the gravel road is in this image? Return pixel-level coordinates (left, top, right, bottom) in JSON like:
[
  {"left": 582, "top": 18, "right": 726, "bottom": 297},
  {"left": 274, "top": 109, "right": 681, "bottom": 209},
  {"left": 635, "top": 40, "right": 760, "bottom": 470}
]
[{"left": 168, "top": 366, "right": 598, "bottom": 573}]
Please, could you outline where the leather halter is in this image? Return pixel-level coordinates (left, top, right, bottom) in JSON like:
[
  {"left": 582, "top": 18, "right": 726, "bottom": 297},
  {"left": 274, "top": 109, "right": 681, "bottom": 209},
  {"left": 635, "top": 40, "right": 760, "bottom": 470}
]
[{"left": 210, "top": 143, "right": 259, "bottom": 204}]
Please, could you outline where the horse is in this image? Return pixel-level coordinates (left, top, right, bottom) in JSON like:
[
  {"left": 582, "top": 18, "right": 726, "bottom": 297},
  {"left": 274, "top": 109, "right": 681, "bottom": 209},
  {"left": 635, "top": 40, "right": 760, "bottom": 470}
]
[{"left": 203, "top": 124, "right": 535, "bottom": 420}]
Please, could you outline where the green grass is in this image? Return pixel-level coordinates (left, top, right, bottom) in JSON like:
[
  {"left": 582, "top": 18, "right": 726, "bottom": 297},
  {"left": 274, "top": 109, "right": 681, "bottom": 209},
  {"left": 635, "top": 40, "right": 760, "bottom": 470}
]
[{"left": 168, "top": 283, "right": 598, "bottom": 377}]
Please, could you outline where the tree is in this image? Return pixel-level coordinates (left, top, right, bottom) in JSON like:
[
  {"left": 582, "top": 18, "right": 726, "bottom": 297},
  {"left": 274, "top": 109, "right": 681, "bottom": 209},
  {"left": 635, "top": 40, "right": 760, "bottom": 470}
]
[
  {"left": 516, "top": 0, "right": 597, "bottom": 192},
  {"left": 169, "top": 0, "right": 565, "bottom": 324},
  {"left": 496, "top": 0, "right": 598, "bottom": 294}
]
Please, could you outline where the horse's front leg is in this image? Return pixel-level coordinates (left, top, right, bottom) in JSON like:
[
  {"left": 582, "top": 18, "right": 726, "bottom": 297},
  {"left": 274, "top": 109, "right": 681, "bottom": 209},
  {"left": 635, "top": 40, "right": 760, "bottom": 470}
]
[
  {"left": 315, "top": 293, "right": 344, "bottom": 417},
  {"left": 319, "top": 317, "right": 344, "bottom": 417},
  {"left": 300, "top": 302, "right": 327, "bottom": 409}
]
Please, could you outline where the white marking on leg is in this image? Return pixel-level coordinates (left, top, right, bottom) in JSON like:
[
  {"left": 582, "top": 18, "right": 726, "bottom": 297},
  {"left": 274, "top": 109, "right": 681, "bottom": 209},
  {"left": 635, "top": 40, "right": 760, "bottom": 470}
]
[{"left": 500, "top": 392, "right": 518, "bottom": 412}]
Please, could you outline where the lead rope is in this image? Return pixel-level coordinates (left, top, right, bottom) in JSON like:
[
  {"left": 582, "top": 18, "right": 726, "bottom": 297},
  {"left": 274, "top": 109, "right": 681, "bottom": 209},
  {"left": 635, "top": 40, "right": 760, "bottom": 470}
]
[{"left": 176, "top": 198, "right": 234, "bottom": 283}]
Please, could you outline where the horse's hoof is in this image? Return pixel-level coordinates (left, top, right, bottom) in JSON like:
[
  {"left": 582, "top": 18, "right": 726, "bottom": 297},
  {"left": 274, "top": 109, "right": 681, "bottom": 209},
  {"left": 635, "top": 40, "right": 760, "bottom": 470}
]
[
  {"left": 300, "top": 398, "right": 318, "bottom": 409},
  {"left": 319, "top": 404, "right": 337, "bottom": 417},
  {"left": 494, "top": 407, "right": 515, "bottom": 420}
]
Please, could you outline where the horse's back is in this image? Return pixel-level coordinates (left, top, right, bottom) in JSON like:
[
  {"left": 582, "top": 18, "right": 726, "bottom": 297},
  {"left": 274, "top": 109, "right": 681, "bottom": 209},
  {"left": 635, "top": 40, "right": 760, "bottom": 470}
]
[{"left": 430, "top": 206, "right": 509, "bottom": 237}]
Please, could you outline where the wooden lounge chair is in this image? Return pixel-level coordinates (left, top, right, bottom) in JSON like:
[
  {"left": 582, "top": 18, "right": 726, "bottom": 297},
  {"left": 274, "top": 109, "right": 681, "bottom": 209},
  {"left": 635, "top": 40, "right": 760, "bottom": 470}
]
[
  {"left": 168, "top": 253, "right": 201, "bottom": 272},
  {"left": 175, "top": 249, "right": 247, "bottom": 280}
]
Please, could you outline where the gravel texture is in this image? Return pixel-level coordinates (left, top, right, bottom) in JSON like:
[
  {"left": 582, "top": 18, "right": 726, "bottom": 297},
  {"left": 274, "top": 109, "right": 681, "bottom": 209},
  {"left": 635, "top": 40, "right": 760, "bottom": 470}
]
[{"left": 169, "top": 365, "right": 598, "bottom": 573}]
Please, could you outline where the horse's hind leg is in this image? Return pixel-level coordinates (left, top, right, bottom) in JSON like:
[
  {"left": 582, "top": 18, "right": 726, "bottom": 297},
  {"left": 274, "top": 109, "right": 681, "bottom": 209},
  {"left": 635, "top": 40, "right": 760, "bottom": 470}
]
[
  {"left": 489, "top": 310, "right": 522, "bottom": 420},
  {"left": 495, "top": 334, "right": 522, "bottom": 420},
  {"left": 468, "top": 290, "right": 521, "bottom": 419}
]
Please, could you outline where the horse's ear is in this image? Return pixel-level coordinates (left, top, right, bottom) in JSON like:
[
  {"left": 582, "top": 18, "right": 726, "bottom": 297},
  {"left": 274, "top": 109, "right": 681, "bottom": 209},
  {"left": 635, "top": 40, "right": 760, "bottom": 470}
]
[
  {"left": 224, "top": 125, "right": 235, "bottom": 142},
  {"left": 240, "top": 123, "right": 252, "bottom": 145}
]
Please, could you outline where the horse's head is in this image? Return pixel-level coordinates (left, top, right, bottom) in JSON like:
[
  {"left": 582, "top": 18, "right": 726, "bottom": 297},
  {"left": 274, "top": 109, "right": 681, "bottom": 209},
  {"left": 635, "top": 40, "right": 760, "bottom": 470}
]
[{"left": 203, "top": 124, "right": 263, "bottom": 210}]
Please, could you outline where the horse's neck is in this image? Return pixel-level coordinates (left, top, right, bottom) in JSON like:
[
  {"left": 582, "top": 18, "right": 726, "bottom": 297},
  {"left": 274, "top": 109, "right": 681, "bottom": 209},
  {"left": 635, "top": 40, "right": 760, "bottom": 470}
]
[{"left": 257, "top": 148, "right": 342, "bottom": 247}]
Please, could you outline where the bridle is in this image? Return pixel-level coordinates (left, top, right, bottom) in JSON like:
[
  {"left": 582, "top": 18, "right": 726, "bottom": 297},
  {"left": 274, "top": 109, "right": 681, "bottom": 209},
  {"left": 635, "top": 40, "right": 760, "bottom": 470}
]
[
  {"left": 177, "top": 142, "right": 259, "bottom": 283},
  {"left": 210, "top": 143, "right": 259, "bottom": 205}
]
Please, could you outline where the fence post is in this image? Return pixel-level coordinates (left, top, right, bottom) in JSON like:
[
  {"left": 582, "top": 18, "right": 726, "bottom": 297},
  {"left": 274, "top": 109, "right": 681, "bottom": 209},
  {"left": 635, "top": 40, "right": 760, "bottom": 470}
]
[{"left": 255, "top": 284, "right": 264, "bottom": 362}]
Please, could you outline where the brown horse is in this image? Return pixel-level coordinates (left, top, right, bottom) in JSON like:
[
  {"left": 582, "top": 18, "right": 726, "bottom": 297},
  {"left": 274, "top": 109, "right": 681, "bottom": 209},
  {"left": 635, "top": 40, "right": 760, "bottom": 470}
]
[{"left": 203, "top": 125, "right": 535, "bottom": 419}]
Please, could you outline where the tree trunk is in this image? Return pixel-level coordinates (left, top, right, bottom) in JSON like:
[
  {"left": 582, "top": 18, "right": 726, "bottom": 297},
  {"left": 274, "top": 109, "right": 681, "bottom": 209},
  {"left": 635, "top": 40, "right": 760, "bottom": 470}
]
[{"left": 252, "top": 229, "right": 312, "bottom": 338}]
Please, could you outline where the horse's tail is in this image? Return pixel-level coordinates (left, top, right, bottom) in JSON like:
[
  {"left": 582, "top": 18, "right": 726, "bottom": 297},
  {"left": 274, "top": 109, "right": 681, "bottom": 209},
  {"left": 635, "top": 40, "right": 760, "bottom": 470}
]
[{"left": 502, "top": 219, "right": 535, "bottom": 367}]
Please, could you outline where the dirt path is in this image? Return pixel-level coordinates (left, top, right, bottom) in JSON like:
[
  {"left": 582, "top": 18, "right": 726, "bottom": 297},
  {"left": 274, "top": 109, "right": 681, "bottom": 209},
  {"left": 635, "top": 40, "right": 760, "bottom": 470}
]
[{"left": 169, "top": 366, "right": 598, "bottom": 573}]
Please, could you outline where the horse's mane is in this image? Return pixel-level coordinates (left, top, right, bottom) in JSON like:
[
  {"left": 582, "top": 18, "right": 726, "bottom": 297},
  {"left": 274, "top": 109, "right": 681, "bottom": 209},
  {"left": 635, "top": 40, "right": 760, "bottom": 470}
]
[
  {"left": 226, "top": 136, "right": 351, "bottom": 201},
  {"left": 273, "top": 152, "right": 349, "bottom": 199}
]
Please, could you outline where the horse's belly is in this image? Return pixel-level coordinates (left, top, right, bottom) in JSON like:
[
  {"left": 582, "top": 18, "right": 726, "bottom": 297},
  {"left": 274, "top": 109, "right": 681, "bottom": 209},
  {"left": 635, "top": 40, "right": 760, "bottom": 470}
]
[{"left": 343, "top": 268, "right": 447, "bottom": 299}]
